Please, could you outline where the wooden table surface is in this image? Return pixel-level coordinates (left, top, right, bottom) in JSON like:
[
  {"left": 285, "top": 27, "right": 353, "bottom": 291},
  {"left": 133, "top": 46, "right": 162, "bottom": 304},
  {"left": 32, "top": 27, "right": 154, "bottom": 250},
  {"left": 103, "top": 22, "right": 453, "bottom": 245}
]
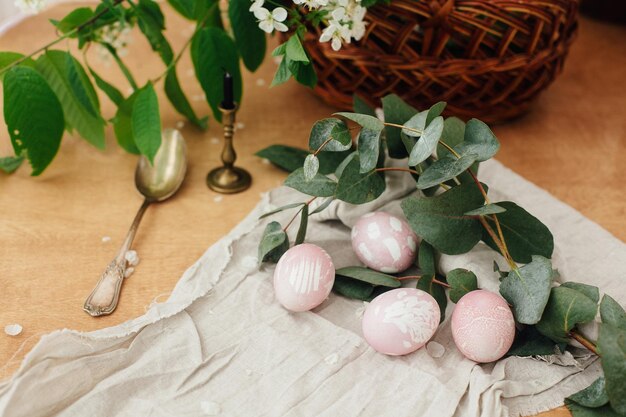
[{"left": 1, "top": 4, "right": 625, "bottom": 416}]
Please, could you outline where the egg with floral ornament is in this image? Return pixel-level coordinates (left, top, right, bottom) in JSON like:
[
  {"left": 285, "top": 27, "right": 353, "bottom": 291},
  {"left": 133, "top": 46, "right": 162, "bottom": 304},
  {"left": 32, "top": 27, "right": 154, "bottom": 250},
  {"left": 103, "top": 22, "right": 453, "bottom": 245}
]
[
  {"left": 351, "top": 212, "right": 418, "bottom": 274},
  {"left": 362, "top": 288, "right": 440, "bottom": 356},
  {"left": 451, "top": 290, "right": 515, "bottom": 363},
  {"left": 273, "top": 243, "right": 335, "bottom": 312}
]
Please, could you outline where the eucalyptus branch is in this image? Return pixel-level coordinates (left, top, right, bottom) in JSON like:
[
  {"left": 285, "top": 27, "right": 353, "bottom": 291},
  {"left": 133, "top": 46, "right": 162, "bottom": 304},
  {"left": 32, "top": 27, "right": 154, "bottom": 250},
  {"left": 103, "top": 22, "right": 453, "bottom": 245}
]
[
  {"left": 0, "top": 0, "right": 125, "bottom": 76},
  {"left": 478, "top": 216, "right": 517, "bottom": 270},
  {"left": 383, "top": 122, "right": 423, "bottom": 135},
  {"left": 570, "top": 329, "right": 599, "bottom": 355},
  {"left": 283, "top": 197, "right": 317, "bottom": 232}
]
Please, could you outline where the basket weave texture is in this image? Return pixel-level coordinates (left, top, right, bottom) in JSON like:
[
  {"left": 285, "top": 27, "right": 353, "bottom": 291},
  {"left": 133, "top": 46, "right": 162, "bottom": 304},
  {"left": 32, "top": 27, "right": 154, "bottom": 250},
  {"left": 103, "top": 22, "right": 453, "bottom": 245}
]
[{"left": 302, "top": 0, "right": 579, "bottom": 123}]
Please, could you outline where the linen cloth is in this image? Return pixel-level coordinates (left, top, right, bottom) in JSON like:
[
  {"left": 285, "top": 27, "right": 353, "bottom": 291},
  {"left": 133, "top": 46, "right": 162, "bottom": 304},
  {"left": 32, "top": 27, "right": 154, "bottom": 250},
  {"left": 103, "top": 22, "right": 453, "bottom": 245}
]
[{"left": 0, "top": 160, "right": 624, "bottom": 417}]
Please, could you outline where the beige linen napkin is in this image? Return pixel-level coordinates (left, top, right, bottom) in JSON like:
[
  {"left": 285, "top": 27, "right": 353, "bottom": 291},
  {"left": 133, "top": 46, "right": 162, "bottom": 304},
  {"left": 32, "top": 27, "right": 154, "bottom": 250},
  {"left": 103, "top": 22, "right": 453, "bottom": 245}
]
[{"left": 0, "top": 160, "right": 623, "bottom": 417}]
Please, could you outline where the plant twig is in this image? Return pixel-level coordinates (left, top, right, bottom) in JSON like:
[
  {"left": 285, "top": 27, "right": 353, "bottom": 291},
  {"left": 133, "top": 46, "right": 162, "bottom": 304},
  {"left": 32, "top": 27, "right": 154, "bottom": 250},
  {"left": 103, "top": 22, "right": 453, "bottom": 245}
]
[
  {"left": 570, "top": 329, "right": 598, "bottom": 355},
  {"left": 283, "top": 197, "right": 317, "bottom": 232},
  {"left": 398, "top": 275, "right": 451, "bottom": 288},
  {"left": 313, "top": 136, "right": 334, "bottom": 156},
  {"left": 383, "top": 122, "right": 423, "bottom": 135}
]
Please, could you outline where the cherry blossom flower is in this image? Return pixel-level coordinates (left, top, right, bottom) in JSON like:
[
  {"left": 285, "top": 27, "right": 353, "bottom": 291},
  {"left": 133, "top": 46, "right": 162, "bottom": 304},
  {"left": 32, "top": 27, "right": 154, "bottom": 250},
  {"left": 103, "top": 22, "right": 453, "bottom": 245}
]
[{"left": 254, "top": 6, "right": 289, "bottom": 33}]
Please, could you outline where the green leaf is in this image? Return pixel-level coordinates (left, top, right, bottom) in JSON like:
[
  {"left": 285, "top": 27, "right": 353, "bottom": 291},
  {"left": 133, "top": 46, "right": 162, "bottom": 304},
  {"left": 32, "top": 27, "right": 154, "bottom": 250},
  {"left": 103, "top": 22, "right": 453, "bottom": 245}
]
[
  {"left": 287, "top": 59, "right": 317, "bottom": 88},
  {"left": 335, "top": 156, "right": 386, "bottom": 204},
  {"left": 418, "top": 241, "right": 436, "bottom": 276},
  {"left": 401, "top": 183, "right": 485, "bottom": 254},
  {"left": 357, "top": 128, "right": 381, "bottom": 173},
  {"left": 303, "top": 154, "right": 319, "bottom": 181},
  {"left": 258, "top": 221, "right": 289, "bottom": 263},
  {"left": 598, "top": 323, "right": 626, "bottom": 415},
  {"left": 259, "top": 202, "right": 305, "bottom": 219},
  {"left": 382, "top": 94, "right": 417, "bottom": 158},
  {"left": 336, "top": 266, "right": 400, "bottom": 287},
  {"left": 193, "top": 0, "right": 222, "bottom": 25},
  {"left": 565, "top": 400, "right": 622, "bottom": 417},
  {"left": 53, "top": 7, "right": 93, "bottom": 34},
  {"left": 417, "top": 153, "right": 477, "bottom": 189},
  {"left": 426, "top": 102, "right": 446, "bottom": 126},
  {"left": 229, "top": 0, "right": 266, "bottom": 71},
  {"left": 35, "top": 50, "right": 105, "bottom": 149},
  {"left": 113, "top": 91, "right": 140, "bottom": 154},
  {"left": 335, "top": 112, "right": 384, "bottom": 132},
  {"left": 536, "top": 285, "right": 597, "bottom": 342},
  {"left": 507, "top": 326, "right": 562, "bottom": 357},
  {"left": 136, "top": 0, "right": 174, "bottom": 63},
  {"left": 0, "top": 155, "right": 24, "bottom": 174},
  {"left": 0, "top": 52, "right": 36, "bottom": 81},
  {"left": 567, "top": 377, "right": 610, "bottom": 408},
  {"left": 131, "top": 83, "right": 162, "bottom": 163},
  {"left": 408, "top": 116, "right": 443, "bottom": 166},
  {"left": 285, "top": 35, "right": 309, "bottom": 63},
  {"left": 167, "top": 0, "right": 195, "bottom": 19},
  {"left": 500, "top": 255, "right": 554, "bottom": 325},
  {"left": 447, "top": 268, "right": 478, "bottom": 303},
  {"left": 333, "top": 275, "right": 375, "bottom": 300},
  {"left": 481, "top": 201, "right": 554, "bottom": 264},
  {"left": 255, "top": 144, "right": 351, "bottom": 174},
  {"left": 3, "top": 66, "right": 65, "bottom": 176},
  {"left": 88, "top": 65, "right": 123, "bottom": 105},
  {"left": 437, "top": 116, "right": 465, "bottom": 158},
  {"left": 402, "top": 110, "right": 427, "bottom": 138},
  {"left": 284, "top": 168, "right": 337, "bottom": 197},
  {"left": 295, "top": 205, "right": 308, "bottom": 245},
  {"left": 464, "top": 203, "right": 506, "bottom": 216},
  {"left": 309, "top": 118, "right": 352, "bottom": 151},
  {"left": 561, "top": 282, "right": 600, "bottom": 304},
  {"left": 164, "top": 68, "right": 208, "bottom": 129},
  {"left": 310, "top": 197, "right": 334, "bottom": 215},
  {"left": 454, "top": 118, "right": 500, "bottom": 162},
  {"left": 191, "top": 27, "right": 242, "bottom": 122},
  {"left": 353, "top": 95, "right": 375, "bottom": 117},
  {"left": 417, "top": 273, "right": 447, "bottom": 323},
  {"left": 600, "top": 295, "right": 626, "bottom": 330},
  {"left": 271, "top": 55, "right": 291, "bottom": 87}
]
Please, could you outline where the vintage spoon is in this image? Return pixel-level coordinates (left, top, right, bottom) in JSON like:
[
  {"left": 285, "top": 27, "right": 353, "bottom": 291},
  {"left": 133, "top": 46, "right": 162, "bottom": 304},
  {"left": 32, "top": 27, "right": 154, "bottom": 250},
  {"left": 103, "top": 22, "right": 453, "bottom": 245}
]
[{"left": 84, "top": 128, "right": 187, "bottom": 317}]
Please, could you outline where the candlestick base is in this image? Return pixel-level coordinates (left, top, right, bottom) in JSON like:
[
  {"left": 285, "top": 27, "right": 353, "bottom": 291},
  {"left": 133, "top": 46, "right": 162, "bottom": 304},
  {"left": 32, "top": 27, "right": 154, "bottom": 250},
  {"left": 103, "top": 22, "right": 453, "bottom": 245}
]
[{"left": 206, "top": 166, "right": 251, "bottom": 194}]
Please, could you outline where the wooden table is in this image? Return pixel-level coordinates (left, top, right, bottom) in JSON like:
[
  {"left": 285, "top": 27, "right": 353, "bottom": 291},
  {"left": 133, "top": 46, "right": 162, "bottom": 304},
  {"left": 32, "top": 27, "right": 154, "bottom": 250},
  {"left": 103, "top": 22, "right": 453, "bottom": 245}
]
[{"left": 1, "top": 4, "right": 625, "bottom": 416}]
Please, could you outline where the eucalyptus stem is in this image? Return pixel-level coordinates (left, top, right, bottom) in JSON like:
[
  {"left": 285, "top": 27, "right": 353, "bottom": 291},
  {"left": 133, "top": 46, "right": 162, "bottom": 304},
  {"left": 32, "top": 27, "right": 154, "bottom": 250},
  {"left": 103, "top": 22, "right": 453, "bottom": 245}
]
[
  {"left": 570, "top": 329, "right": 599, "bottom": 355},
  {"left": 478, "top": 216, "right": 517, "bottom": 270},
  {"left": 0, "top": 0, "right": 125, "bottom": 75},
  {"left": 383, "top": 122, "right": 423, "bottom": 135},
  {"left": 438, "top": 139, "right": 461, "bottom": 158},
  {"left": 283, "top": 197, "right": 317, "bottom": 232},
  {"left": 313, "top": 137, "right": 334, "bottom": 156},
  {"left": 398, "top": 275, "right": 451, "bottom": 288}
]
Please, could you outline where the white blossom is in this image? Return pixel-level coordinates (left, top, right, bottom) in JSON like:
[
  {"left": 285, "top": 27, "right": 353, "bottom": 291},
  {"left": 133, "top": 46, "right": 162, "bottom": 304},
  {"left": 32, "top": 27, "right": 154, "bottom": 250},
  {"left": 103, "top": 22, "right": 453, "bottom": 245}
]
[
  {"left": 14, "top": 0, "right": 47, "bottom": 14},
  {"left": 319, "top": 20, "right": 350, "bottom": 51},
  {"left": 254, "top": 7, "right": 289, "bottom": 33},
  {"left": 249, "top": 0, "right": 264, "bottom": 13},
  {"left": 318, "top": 0, "right": 368, "bottom": 51},
  {"left": 292, "top": 0, "right": 329, "bottom": 9}
]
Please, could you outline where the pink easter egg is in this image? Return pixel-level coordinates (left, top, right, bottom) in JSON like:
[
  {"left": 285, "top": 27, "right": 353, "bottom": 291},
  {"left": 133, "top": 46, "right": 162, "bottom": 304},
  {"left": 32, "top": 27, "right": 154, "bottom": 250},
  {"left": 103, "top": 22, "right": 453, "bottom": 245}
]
[
  {"left": 273, "top": 243, "right": 335, "bottom": 312},
  {"left": 362, "top": 288, "right": 440, "bottom": 355},
  {"left": 351, "top": 212, "right": 418, "bottom": 274},
  {"left": 451, "top": 290, "right": 515, "bottom": 363}
]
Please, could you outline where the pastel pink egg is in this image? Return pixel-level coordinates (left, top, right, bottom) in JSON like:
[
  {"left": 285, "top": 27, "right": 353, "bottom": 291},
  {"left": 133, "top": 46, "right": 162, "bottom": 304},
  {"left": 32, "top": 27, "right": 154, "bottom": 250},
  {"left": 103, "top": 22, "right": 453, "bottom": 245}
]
[
  {"left": 351, "top": 212, "right": 418, "bottom": 274},
  {"left": 362, "top": 288, "right": 440, "bottom": 355},
  {"left": 451, "top": 290, "right": 515, "bottom": 363},
  {"left": 273, "top": 243, "right": 335, "bottom": 312}
]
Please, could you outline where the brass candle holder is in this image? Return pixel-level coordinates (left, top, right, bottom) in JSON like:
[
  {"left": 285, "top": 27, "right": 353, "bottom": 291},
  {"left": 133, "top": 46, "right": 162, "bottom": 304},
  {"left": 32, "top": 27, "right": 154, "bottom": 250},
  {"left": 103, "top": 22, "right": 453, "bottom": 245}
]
[{"left": 206, "top": 103, "right": 252, "bottom": 194}]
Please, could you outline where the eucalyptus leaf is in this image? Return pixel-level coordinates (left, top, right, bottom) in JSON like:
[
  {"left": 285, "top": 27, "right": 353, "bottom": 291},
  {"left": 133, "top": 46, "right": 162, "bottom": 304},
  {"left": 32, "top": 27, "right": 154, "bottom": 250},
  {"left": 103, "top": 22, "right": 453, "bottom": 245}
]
[
  {"left": 481, "top": 201, "right": 554, "bottom": 264},
  {"left": 309, "top": 118, "right": 352, "bottom": 151},
  {"left": 536, "top": 285, "right": 597, "bottom": 342},
  {"left": 303, "top": 154, "right": 319, "bottom": 181},
  {"left": 401, "top": 110, "right": 427, "bottom": 137},
  {"left": 295, "top": 205, "right": 309, "bottom": 245},
  {"left": 417, "top": 153, "right": 477, "bottom": 189},
  {"left": 357, "top": 128, "right": 381, "bottom": 173},
  {"left": 408, "top": 116, "right": 444, "bottom": 166},
  {"left": 600, "top": 295, "right": 626, "bottom": 330},
  {"left": 417, "top": 273, "right": 447, "bottom": 323},
  {"left": 454, "top": 118, "right": 500, "bottom": 162},
  {"left": 0, "top": 155, "right": 24, "bottom": 174},
  {"left": 259, "top": 202, "right": 305, "bottom": 219},
  {"left": 464, "top": 203, "right": 506, "bottom": 216},
  {"left": 447, "top": 268, "right": 478, "bottom": 303},
  {"left": 309, "top": 198, "right": 333, "bottom": 216},
  {"left": 426, "top": 102, "right": 446, "bottom": 126},
  {"left": 507, "top": 326, "right": 562, "bottom": 357},
  {"left": 335, "top": 156, "right": 385, "bottom": 204},
  {"left": 335, "top": 112, "right": 384, "bottom": 132},
  {"left": 3, "top": 66, "right": 64, "bottom": 176},
  {"left": 335, "top": 266, "right": 401, "bottom": 287},
  {"left": 598, "top": 323, "right": 626, "bottom": 415},
  {"left": 255, "top": 144, "right": 352, "bottom": 174},
  {"left": 565, "top": 400, "right": 622, "bottom": 417},
  {"left": 258, "top": 221, "right": 288, "bottom": 263},
  {"left": 333, "top": 275, "right": 375, "bottom": 300},
  {"left": 335, "top": 151, "right": 357, "bottom": 179},
  {"left": 229, "top": 0, "right": 266, "bottom": 71},
  {"left": 500, "top": 255, "right": 554, "bottom": 325},
  {"left": 401, "top": 183, "right": 485, "bottom": 254},
  {"left": 567, "top": 377, "right": 610, "bottom": 408},
  {"left": 437, "top": 116, "right": 465, "bottom": 158},
  {"left": 418, "top": 241, "right": 436, "bottom": 276},
  {"left": 284, "top": 168, "right": 337, "bottom": 197},
  {"left": 561, "top": 282, "right": 600, "bottom": 304},
  {"left": 382, "top": 94, "right": 417, "bottom": 158},
  {"left": 353, "top": 94, "right": 376, "bottom": 117},
  {"left": 131, "top": 83, "right": 162, "bottom": 163}
]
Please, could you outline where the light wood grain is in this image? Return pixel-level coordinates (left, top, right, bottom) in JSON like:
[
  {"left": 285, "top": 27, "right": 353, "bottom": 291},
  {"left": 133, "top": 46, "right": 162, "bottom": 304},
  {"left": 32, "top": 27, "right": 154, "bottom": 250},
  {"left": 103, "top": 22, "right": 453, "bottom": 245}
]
[{"left": 1, "top": 4, "right": 625, "bottom": 417}]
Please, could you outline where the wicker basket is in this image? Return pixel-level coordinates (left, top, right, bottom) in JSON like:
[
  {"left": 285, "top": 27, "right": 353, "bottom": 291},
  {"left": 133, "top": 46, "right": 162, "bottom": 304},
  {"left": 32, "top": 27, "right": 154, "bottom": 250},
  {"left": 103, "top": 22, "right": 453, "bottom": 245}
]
[{"left": 301, "top": 0, "right": 579, "bottom": 123}]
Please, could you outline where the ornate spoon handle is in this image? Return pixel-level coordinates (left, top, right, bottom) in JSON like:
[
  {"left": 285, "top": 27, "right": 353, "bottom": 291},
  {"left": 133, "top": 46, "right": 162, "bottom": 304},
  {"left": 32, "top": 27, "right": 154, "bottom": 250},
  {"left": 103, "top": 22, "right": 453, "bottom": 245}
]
[{"left": 83, "top": 199, "right": 151, "bottom": 317}]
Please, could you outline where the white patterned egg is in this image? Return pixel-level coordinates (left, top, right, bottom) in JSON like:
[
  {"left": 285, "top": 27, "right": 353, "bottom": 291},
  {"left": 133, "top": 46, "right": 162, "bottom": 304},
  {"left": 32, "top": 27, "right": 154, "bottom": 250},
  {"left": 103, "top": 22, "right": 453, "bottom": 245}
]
[
  {"left": 351, "top": 212, "right": 418, "bottom": 273},
  {"left": 451, "top": 290, "right": 515, "bottom": 363},
  {"left": 273, "top": 244, "right": 335, "bottom": 312},
  {"left": 362, "top": 288, "right": 440, "bottom": 355}
]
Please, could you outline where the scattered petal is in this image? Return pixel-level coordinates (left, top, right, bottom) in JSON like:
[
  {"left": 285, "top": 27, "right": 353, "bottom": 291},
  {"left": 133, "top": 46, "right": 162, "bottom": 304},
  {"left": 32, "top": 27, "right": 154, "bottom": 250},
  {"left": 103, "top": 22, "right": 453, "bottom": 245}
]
[
  {"left": 176, "top": 121, "right": 185, "bottom": 129},
  {"left": 261, "top": 158, "right": 271, "bottom": 165},
  {"left": 213, "top": 196, "right": 223, "bottom": 203},
  {"left": 200, "top": 400, "right": 221, "bottom": 415},
  {"left": 4, "top": 324, "right": 23, "bottom": 336},
  {"left": 124, "top": 250, "right": 140, "bottom": 266},
  {"left": 210, "top": 137, "right": 220, "bottom": 145},
  {"left": 235, "top": 122, "right": 245, "bottom": 130},
  {"left": 256, "top": 79, "right": 266, "bottom": 87},
  {"left": 185, "top": 68, "right": 195, "bottom": 77},
  {"left": 124, "top": 267, "right": 135, "bottom": 278},
  {"left": 101, "top": 236, "right": 111, "bottom": 243},
  {"left": 324, "top": 352, "right": 339, "bottom": 365},
  {"left": 426, "top": 341, "right": 445, "bottom": 358},
  {"left": 192, "top": 94, "right": 205, "bottom": 102}
]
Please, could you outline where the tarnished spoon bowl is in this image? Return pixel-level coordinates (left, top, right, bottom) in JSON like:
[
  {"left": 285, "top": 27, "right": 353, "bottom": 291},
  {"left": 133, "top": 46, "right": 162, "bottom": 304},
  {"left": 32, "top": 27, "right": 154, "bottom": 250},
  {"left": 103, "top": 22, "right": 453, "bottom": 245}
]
[{"left": 84, "top": 129, "right": 187, "bottom": 317}]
